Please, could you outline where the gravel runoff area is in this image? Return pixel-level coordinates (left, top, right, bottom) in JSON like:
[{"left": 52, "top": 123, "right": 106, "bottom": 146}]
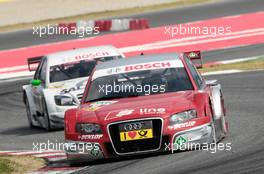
[{"left": 0, "top": 0, "right": 208, "bottom": 27}]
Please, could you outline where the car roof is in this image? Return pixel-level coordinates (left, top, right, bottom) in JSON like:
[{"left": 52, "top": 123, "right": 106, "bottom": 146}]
[
  {"left": 95, "top": 53, "right": 182, "bottom": 71},
  {"left": 46, "top": 45, "right": 121, "bottom": 66}
]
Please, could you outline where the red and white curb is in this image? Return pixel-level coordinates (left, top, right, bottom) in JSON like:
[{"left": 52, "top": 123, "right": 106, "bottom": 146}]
[
  {"left": 0, "top": 150, "right": 67, "bottom": 162},
  {"left": 0, "top": 150, "right": 83, "bottom": 174},
  {"left": 57, "top": 18, "right": 149, "bottom": 32},
  {"left": 30, "top": 167, "right": 84, "bottom": 174}
]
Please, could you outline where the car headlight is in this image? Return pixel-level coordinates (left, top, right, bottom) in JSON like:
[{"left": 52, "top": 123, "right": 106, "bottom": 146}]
[
  {"left": 54, "top": 95, "right": 74, "bottom": 106},
  {"left": 76, "top": 123, "right": 102, "bottom": 134},
  {"left": 169, "top": 109, "right": 197, "bottom": 125}
]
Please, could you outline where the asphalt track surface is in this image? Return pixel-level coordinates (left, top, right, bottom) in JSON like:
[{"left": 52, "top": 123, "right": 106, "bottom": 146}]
[
  {"left": 1, "top": 0, "right": 264, "bottom": 50},
  {"left": 0, "top": 0, "right": 264, "bottom": 174}
]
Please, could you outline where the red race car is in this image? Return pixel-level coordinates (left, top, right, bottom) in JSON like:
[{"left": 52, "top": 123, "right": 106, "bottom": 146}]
[{"left": 64, "top": 51, "right": 228, "bottom": 164}]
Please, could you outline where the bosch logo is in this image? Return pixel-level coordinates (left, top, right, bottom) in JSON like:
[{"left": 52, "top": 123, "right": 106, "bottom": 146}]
[{"left": 124, "top": 122, "right": 144, "bottom": 131}]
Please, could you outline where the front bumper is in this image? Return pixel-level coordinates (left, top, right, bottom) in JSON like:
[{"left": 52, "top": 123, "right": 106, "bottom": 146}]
[
  {"left": 65, "top": 119, "right": 213, "bottom": 161},
  {"left": 65, "top": 141, "right": 104, "bottom": 162},
  {"left": 171, "top": 123, "right": 213, "bottom": 152}
]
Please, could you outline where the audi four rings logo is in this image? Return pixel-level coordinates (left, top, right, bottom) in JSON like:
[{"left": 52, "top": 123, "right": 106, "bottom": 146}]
[{"left": 124, "top": 122, "right": 144, "bottom": 131}]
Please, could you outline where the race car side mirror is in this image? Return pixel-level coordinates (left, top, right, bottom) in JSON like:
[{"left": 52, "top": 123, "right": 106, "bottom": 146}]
[
  {"left": 183, "top": 51, "right": 203, "bottom": 69},
  {"left": 31, "top": 79, "right": 42, "bottom": 86}
]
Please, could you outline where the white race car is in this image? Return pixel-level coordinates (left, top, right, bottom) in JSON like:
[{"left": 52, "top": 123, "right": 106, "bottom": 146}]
[{"left": 22, "top": 45, "right": 124, "bottom": 131}]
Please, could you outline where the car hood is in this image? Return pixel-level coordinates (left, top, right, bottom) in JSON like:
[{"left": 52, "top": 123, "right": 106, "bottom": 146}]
[{"left": 76, "top": 91, "right": 195, "bottom": 125}]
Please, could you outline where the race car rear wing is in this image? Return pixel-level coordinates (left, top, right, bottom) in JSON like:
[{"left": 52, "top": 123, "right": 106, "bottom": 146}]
[
  {"left": 183, "top": 51, "right": 203, "bottom": 69},
  {"left": 27, "top": 56, "right": 43, "bottom": 71}
]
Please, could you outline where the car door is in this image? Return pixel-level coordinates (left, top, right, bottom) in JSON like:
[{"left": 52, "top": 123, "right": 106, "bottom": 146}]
[{"left": 32, "top": 58, "right": 47, "bottom": 114}]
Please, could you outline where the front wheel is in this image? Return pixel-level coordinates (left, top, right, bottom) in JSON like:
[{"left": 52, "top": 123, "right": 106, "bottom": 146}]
[
  {"left": 42, "top": 100, "right": 52, "bottom": 131},
  {"left": 25, "top": 97, "right": 36, "bottom": 128},
  {"left": 210, "top": 119, "right": 217, "bottom": 144},
  {"left": 221, "top": 115, "right": 228, "bottom": 137}
]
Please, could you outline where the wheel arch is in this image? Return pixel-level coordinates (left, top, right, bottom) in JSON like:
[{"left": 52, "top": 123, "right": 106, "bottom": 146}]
[
  {"left": 22, "top": 85, "right": 36, "bottom": 112},
  {"left": 209, "top": 84, "right": 225, "bottom": 120},
  {"left": 42, "top": 89, "right": 57, "bottom": 116}
]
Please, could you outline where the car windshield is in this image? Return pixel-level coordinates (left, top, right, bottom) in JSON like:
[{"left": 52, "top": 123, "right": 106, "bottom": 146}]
[
  {"left": 49, "top": 56, "right": 121, "bottom": 83},
  {"left": 85, "top": 67, "right": 193, "bottom": 102}
]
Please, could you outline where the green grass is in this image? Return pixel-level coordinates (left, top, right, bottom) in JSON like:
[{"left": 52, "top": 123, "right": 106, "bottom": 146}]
[
  {"left": 199, "top": 57, "right": 264, "bottom": 73},
  {"left": 0, "top": 159, "right": 14, "bottom": 174},
  {"left": 0, "top": 155, "right": 45, "bottom": 174}
]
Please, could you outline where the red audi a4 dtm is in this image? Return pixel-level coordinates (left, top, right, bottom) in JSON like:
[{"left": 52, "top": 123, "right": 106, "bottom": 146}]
[{"left": 64, "top": 51, "right": 228, "bottom": 164}]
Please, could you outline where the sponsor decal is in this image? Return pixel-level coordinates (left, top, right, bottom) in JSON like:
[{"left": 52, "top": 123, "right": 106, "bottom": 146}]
[
  {"left": 119, "top": 121, "right": 153, "bottom": 141},
  {"left": 125, "top": 62, "right": 171, "bottom": 72},
  {"left": 104, "top": 109, "right": 134, "bottom": 121},
  {"left": 187, "top": 52, "right": 199, "bottom": 58},
  {"left": 172, "top": 136, "right": 188, "bottom": 151},
  {"left": 90, "top": 145, "right": 100, "bottom": 156},
  {"left": 106, "top": 67, "right": 122, "bottom": 74},
  {"left": 120, "top": 129, "right": 153, "bottom": 141},
  {"left": 78, "top": 134, "right": 103, "bottom": 140},
  {"left": 123, "top": 122, "right": 144, "bottom": 131},
  {"left": 140, "top": 108, "right": 166, "bottom": 115},
  {"left": 116, "top": 109, "right": 134, "bottom": 117},
  {"left": 48, "top": 82, "right": 65, "bottom": 89},
  {"left": 75, "top": 52, "right": 110, "bottom": 60},
  {"left": 82, "top": 101, "right": 117, "bottom": 111},
  {"left": 92, "top": 60, "right": 184, "bottom": 80},
  {"left": 169, "top": 121, "right": 196, "bottom": 130},
  {"left": 174, "top": 136, "right": 187, "bottom": 146},
  {"left": 50, "top": 51, "right": 117, "bottom": 66}
]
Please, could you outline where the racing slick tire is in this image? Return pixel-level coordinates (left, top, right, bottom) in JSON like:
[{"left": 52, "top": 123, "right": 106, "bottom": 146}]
[
  {"left": 67, "top": 160, "right": 83, "bottom": 167},
  {"left": 209, "top": 103, "right": 217, "bottom": 144},
  {"left": 42, "top": 100, "right": 53, "bottom": 131},
  {"left": 210, "top": 118, "right": 217, "bottom": 144},
  {"left": 25, "top": 97, "right": 37, "bottom": 128},
  {"left": 220, "top": 115, "right": 228, "bottom": 137},
  {"left": 210, "top": 102, "right": 228, "bottom": 144}
]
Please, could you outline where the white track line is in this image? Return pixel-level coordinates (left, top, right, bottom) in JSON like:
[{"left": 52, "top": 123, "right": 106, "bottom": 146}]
[
  {"left": 121, "top": 30, "right": 264, "bottom": 52},
  {"left": 220, "top": 56, "right": 261, "bottom": 64},
  {"left": 202, "top": 69, "right": 244, "bottom": 76},
  {"left": 34, "top": 153, "right": 66, "bottom": 158},
  {"left": 8, "top": 150, "right": 64, "bottom": 155},
  {"left": 0, "top": 71, "right": 34, "bottom": 79},
  {"left": 120, "top": 28, "right": 264, "bottom": 52}
]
